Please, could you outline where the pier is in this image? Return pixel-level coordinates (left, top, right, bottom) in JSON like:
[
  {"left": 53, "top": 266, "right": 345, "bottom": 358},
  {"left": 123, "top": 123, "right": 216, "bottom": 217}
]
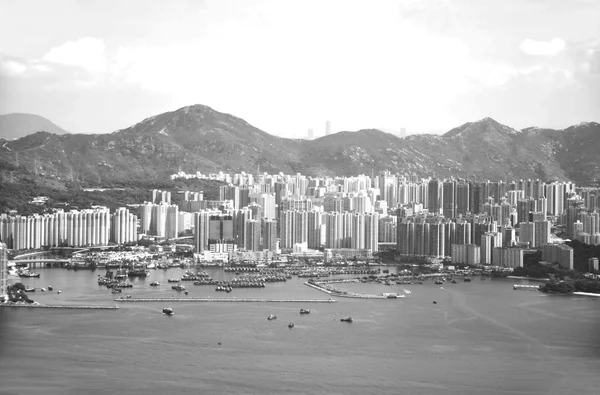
[
  {"left": 0, "top": 303, "right": 120, "bottom": 309},
  {"left": 115, "top": 297, "right": 337, "bottom": 303},
  {"left": 513, "top": 284, "right": 540, "bottom": 290},
  {"left": 573, "top": 292, "right": 600, "bottom": 298},
  {"left": 304, "top": 282, "right": 391, "bottom": 299}
]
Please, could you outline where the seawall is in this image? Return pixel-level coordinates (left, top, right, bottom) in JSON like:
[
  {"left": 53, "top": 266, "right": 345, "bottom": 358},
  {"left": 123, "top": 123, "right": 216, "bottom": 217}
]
[
  {"left": 0, "top": 303, "right": 120, "bottom": 310},
  {"left": 115, "top": 297, "right": 337, "bottom": 303},
  {"left": 506, "top": 276, "right": 549, "bottom": 282}
]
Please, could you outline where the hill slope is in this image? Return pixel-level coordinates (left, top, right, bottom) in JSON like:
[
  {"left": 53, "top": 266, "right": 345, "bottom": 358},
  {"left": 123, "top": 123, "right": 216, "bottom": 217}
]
[
  {"left": 0, "top": 113, "right": 69, "bottom": 140},
  {"left": 1, "top": 105, "right": 599, "bottom": 186}
]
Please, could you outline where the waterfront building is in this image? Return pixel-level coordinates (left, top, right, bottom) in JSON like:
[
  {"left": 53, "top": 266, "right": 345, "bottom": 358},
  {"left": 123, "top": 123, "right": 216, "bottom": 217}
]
[
  {"left": 110, "top": 208, "right": 138, "bottom": 244},
  {"left": 541, "top": 244, "right": 574, "bottom": 270},
  {"left": 492, "top": 247, "right": 524, "bottom": 268}
]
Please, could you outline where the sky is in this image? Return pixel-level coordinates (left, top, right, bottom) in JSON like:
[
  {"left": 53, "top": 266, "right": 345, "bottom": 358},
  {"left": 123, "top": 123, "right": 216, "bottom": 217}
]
[{"left": 0, "top": 0, "right": 599, "bottom": 138}]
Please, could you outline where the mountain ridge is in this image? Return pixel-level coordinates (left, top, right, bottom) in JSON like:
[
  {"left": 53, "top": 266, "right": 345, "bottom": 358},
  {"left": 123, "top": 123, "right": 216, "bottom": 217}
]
[{"left": 1, "top": 105, "right": 599, "bottom": 186}]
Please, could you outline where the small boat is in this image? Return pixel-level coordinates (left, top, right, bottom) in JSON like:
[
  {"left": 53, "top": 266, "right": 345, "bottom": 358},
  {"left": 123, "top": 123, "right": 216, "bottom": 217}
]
[
  {"left": 288, "top": 323, "right": 294, "bottom": 328},
  {"left": 126, "top": 295, "right": 132, "bottom": 299},
  {"left": 41, "top": 288, "right": 46, "bottom": 292},
  {"left": 24, "top": 287, "right": 36, "bottom": 292},
  {"left": 47, "top": 285, "right": 53, "bottom": 291},
  {"left": 167, "top": 278, "right": 180, "bottom": 283},
  {"left": 172, "top": 284, "right": 185, "bottom": 292},
  {"left": 57, "top": 290, "right": 62, "bottom": 294},
  {"left": 111, "top": 288, "right": 122, "bottom": 294},
  {"left": 340, "top": 317, "right": 353, "bottom": 323},
  {"left": 19, "top": 272, "right": 41, "bottom": 278},
  {"left": 299, "top": 309, "right": 311, "bottom": 314},
  {"left": 267, "top": 314, "right": 277, "bottom": 320},
  {"left": 162, "top": 307, "right": 174, "bottom": 316},
  {"left": 434, "top": 280, "right": 444, "bottom": 285},
  {"left": 433, "top": 301, "right": 437, "bottom": 304},
  {"left": 150, "top": 281, "right": 160, "bottom": 286}
]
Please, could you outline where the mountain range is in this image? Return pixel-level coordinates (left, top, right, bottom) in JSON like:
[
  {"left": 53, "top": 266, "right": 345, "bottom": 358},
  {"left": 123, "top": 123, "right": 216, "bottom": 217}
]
[{"left": 1, "top": 104, "right": 599, "bottom": 186}]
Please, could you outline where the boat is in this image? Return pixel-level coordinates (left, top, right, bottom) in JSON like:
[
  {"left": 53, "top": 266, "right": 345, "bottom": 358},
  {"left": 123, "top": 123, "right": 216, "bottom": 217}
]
[
  {"left": 111, "top": 288, "right": 122, "bottom": 294},
  {"left": 299, "top": 309, "right": 311, "bottom": 314},
  {"left": 267, "top": 314, "right": 277, "bottom": 320},
  {"left": 162, "top": 307, "right": 174, "bottom": 316},
  {"left": 128, "top": 269, "right": 149, "bottom": 278},
  {"left": 167, "top": 278, "right": 180, "bottom": 283},
  {"left": 288, "top": 323, "right": 294, "bottom": 328},
  {"left": 146, "top": 262, "right": 156, "bottom": 269},
  {"left": 433, "top": 301, "right": 437, "bottom": 304},
  {"left": 24, "top": 287, "right": 36, "bottom": 292},
  {"left": 150, "top": 281, "right": 160, "bottom": 286},
  {"left": 464, "top": 277, "right": 472, "bottom": 282},
  {"left": 340, "top": 316, "right": 353, "bottom": 323},
  {"left": 172, "top": 284, "right": 186, "bottom": 292},
  {"left": 434, "top": 280, "right": 444, "bottom": 285},
  {"left": 47, "top": 285, "right": 53, "bottom": 291},
  {"left": 41, "top": 288, "right": 46, "bottom": 292},
  {"left": 19, "top": 271, "right": 41, "bottom": 278}
]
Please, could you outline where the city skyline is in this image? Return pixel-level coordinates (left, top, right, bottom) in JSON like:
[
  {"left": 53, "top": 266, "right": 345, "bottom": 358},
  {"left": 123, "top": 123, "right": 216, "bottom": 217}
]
[{"left": 1, "top": 0, "right": 599, "bottom": 139}]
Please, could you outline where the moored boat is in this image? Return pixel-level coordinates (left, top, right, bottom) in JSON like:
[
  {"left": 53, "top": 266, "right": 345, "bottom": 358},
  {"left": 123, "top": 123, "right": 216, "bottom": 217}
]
[
  {"left": 299, "top": 309, "right": 311, "bottom": 314},
  {"left": 267, "top": 314, "right": 277, "bottom": 320},
  {"left": 150, "top": 281, "right": 160, "bottom": 286}
]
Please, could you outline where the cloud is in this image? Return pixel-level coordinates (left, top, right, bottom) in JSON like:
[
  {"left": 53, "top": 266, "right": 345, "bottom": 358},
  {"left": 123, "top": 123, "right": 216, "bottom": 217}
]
[
  {"left": 520, "top": 38, "right": 566, "bottom": 56},
  {"left": 43, "top": 37, "right": 107, "bottom": 74},
  {"left": 0, "top": 59, "right": 27, "bottom": 76}
]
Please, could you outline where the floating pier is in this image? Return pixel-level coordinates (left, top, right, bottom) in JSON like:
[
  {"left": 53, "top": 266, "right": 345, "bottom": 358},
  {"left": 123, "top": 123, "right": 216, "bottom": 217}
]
[
  {"left": 0, "top": 303, "right": 120, "bottom": 309},
  {"left": 114, "top": 297, "right": 337, "bottom": 303}
]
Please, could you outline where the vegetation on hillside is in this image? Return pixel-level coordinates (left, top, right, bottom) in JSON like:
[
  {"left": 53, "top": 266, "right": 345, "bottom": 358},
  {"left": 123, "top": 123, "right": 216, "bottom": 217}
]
[{"left": 0, "top": 174, "right": 226, "bottom": 215}]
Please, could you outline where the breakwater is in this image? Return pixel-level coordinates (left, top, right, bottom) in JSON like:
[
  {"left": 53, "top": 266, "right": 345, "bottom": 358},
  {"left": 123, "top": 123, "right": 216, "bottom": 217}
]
[
  {"left": 573, "top": 292, "right": 600, "bottom": 298},
  {"left": 0, "top": 303, "right": 120, "bottom": 310},
  {"left": 115, "top": 297, "right": 337, "bottom": 303},
  {"left": 303, "top": 282, "right": 389, "bottom": 299}
]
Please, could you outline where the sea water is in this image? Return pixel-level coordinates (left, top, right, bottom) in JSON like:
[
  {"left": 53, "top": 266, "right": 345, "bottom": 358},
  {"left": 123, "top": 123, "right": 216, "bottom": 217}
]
[{"left": 1, "top": 267, "right": 599, "bottom": 395}]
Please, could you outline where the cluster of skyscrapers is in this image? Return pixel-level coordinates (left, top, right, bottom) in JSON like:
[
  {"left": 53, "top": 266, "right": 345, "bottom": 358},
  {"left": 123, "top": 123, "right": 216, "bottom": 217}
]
[{"left": 3, "top": 172, "right": 600, "bottom": 270}]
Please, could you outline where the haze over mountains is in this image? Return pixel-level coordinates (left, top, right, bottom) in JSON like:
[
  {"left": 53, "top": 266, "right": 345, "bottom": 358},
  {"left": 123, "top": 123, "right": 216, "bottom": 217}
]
[
  {"left": 0, "top": 113, "right": 69, "bottom": 140},
  {"left": 1, "top": 104, "right": 599, "bottom": 186}
]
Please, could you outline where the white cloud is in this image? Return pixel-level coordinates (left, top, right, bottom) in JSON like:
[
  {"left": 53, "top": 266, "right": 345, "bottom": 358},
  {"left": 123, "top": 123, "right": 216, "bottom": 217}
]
[
  {"left": 43, "top": 37, "right": 107, "bottom": 74},
  {"left": 520, "top": 38, "right": 566, "bottom": 56},
  {"left": 0, "top": 59, "right": 27, "bottom": 76}
]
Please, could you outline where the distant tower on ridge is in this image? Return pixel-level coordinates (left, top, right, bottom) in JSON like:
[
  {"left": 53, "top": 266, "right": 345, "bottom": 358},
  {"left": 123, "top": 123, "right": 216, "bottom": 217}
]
[
  {"left": 307, "top": 129, "right": 314, "bottom": 140},
  {"left": 326, "top": 121, "right": 331, "bottom": 136}
]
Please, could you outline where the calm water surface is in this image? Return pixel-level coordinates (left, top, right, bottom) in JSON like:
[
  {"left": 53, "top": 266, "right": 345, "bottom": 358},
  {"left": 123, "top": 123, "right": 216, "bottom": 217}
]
[{"left": 1, "top": 267, "right": 599, "bottom": 395}]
